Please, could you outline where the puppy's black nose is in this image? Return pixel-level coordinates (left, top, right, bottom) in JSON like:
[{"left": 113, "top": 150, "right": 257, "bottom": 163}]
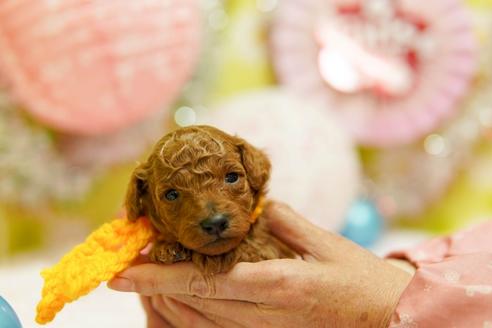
[{"left": 200, "top": 214, "right": 229, "bottom": 235}]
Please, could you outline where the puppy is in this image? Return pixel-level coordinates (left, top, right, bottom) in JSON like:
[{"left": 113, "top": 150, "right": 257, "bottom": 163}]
[{"left": 125, "top": 125, "right": 294, "bottom": 274}]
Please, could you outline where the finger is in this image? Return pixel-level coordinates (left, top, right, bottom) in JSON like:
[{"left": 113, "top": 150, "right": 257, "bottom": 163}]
[
  {"left": 140, "top": 296, "right": 173, "bottom": 328},
  {"left": 109, "top": 261, "right": 294, "bottom": 302},
  {"left": 264, "top": 201, "right": 347, "bottom": 260},
  {"left": 201, "top": 311, "right": 246, "bottom": 328},
  {"left": 152, "top": 296, "right": 219, "bottom": 328},
  {"left": 164, "top": 297, "right": 243, "bottom": 328},
  {"left": 151, "top": 296, "right": 184, "bottom": 328},
  {"left": 171, "top": 295, "right": 260, "bottom": 328}
]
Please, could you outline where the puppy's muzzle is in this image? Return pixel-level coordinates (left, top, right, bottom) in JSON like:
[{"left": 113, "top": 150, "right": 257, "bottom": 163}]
[{"left": 200, "top": 213, "right": 230, "bottom": 236}]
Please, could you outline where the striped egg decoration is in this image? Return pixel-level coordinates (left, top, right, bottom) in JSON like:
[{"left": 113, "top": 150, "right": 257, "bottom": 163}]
[{"left": 0, "top": 0, "right": 201, "bottom": 135}]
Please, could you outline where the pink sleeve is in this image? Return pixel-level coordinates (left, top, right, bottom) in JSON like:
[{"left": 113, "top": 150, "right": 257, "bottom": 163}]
[{"left": 387, "top": 220, "right": 492, "bottom": 327}]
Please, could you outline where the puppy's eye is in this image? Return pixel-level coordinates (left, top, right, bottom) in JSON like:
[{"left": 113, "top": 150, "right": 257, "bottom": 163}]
[
  {"left": 225, "top": 172, "right": 239, "bottom": 184},
  {"left": 164, "top": 189, "right": 179, "bottom": 201}
]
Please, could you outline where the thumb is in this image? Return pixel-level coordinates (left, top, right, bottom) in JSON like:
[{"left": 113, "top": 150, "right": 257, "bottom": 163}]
[{"left": 264, "top": 201, "right": 348, "bottom": 260}]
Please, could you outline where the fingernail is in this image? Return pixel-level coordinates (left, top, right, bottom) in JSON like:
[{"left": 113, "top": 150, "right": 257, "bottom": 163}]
[
  {"left": 140, "top": 242, "right": 153, "bottom": 256},
  {"left": 107, "top": 277, "right": 134, "bottom": 292}
]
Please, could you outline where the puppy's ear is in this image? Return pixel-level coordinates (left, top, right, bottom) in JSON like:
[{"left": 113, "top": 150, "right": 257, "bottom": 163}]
[
  {"left": 125, "top": 163, "right": 149, "bottom": 221},
  {"left": 236, "top": 138, "right": 271, "bottom": 194}
]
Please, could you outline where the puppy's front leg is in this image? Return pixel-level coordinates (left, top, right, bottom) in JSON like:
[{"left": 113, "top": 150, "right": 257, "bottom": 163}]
[{"left": 150, "top": 241, "right": 192, "bottom": 264}]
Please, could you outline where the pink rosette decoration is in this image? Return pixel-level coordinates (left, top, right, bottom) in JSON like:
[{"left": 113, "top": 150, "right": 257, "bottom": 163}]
[
  {"left": 201, "top": 89, "right": 360, "bottom": 231},
  {"left": 271, "top": 0, "right": 477, "bottom": 146},
  {"left": 0, "top": 0, "right": 201, "bottom": 135}
]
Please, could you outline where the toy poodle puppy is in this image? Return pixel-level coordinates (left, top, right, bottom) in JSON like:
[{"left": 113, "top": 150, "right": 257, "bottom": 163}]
[{"left": 125, "top": 125, "right": 294, "bottom": 274}]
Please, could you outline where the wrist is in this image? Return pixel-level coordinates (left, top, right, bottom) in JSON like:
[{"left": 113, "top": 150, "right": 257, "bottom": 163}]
[
  {"left": 377, "top": 264, "right": 413, "bottom": 328},
  {"left": 385, "top": 259, "right": 416, "bottom": 275}
]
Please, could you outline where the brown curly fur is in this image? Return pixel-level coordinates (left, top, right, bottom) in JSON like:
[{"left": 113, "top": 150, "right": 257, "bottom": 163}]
[{"left": 125, "top": 125, "right": 294, "bottom": 274}]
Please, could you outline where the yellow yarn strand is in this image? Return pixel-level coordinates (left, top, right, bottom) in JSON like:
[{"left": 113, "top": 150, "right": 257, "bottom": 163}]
[{"left": 35, "top": 218, "right": 154, "bottom": 325}]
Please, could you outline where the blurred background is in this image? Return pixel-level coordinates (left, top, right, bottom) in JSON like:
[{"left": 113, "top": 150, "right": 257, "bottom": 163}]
[{"left": 0, "top": 0, "right": 491, "bottom": 327}]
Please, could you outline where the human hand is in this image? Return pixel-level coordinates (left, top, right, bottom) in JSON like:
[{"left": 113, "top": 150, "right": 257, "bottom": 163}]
[{"left": 108, "top": 202, "right": 413, "bottom": 328}]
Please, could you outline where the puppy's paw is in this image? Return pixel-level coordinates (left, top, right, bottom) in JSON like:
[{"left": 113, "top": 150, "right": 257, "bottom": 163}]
[{"left": 150, "top": 242, "right": 191, "bottom": 264}]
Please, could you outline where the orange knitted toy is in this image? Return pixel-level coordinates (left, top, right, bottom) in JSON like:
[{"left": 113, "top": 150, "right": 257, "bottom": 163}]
[{"left": 35, "top": 217, "right": 154, "bottom": 324}]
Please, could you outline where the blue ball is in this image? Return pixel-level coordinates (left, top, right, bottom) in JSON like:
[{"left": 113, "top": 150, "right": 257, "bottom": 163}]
[
  {"left": 340, "top": 198, "right": 384, "bottom": 248},
  {"left": 0, "top": 296, "right": 22, "bottom": 328}
]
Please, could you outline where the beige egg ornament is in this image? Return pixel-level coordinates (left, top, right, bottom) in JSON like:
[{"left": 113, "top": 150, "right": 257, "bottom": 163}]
[{"left": 200, "top": 89, "right": 360, "bottom": 231}]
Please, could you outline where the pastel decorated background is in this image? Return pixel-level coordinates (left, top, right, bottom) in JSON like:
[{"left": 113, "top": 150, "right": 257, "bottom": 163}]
[
  {"left": 0, "top": 0, "right": 491, "bottom": 326},
  {"left": 1, "top": 0, "right": 492, "bottom": 256}
]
